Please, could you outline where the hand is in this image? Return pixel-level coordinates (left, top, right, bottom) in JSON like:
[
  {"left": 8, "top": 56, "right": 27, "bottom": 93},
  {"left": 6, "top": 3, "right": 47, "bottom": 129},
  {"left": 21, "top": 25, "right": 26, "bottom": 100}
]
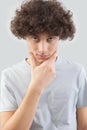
[{"left": 27, "top": 51, "right": 58, "bottom": 91}]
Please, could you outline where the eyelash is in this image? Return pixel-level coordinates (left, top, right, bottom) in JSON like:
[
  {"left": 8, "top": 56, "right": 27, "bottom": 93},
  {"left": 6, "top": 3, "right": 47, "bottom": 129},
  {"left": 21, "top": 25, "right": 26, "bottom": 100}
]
[
  {"left": 32, "top": 37, "right": 55, "bottom": 41},
  {"left": 33, "top": 37, "right": 38, "bottom": 40},
  {"left": 48, "top": 37, "right": 54, "bottom": 40}
]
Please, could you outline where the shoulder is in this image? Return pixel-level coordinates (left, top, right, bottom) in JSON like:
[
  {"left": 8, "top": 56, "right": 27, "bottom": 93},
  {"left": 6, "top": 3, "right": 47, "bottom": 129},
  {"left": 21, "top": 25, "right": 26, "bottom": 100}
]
[
  {"left": 57, "top": 56, "right": 85, "bottom": 74},
  {"left": 1, "top": 59, "right": 26, "bottom": 81}
]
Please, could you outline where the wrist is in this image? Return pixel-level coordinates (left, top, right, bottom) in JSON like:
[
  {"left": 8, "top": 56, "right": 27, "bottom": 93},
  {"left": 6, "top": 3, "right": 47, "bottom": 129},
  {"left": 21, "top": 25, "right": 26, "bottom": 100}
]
[{"left": 29, "top": 82, "right": 44, "bottom": 95}]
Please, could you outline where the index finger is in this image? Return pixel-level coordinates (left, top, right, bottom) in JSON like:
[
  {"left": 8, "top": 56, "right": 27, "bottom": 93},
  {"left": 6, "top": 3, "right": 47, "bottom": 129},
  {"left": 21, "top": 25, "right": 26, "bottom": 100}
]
[{"left": 43, "top": 50, "right": 57, "bottom": 64}]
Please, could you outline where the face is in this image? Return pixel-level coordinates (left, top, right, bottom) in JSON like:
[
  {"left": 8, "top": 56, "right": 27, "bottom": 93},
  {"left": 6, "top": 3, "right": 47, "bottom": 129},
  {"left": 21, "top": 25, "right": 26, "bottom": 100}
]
[{"left": 26, "top": 33, "right": 60, "bottom": 64}]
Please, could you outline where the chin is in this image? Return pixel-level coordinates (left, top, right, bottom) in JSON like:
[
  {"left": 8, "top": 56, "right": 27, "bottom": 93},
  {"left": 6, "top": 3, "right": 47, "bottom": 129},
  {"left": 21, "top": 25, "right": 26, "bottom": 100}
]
[
  {"left": 37, "top": 59, "right": 44, "bottom": 62},
  {"left": 36, "top": 58, "right": 45, "bottom": 64}
]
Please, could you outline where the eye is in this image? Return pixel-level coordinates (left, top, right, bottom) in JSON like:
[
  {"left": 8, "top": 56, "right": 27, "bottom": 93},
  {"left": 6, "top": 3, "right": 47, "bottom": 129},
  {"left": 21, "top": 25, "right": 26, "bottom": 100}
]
[
  {"left": 30, "top": 35, "right": 39, "bottom": 42},
  {"left": 47, "top": 36, "right": 56, "bottom": 41},
  {"left": 32, "top": 36, "right": 38, "bottom": 40}
]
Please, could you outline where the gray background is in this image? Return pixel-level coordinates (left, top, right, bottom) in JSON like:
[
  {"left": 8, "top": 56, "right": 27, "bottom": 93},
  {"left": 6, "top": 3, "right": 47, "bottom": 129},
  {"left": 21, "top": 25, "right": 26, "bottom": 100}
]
[{"left": 0, "top": 0, "right": 87, "bottom": 79}]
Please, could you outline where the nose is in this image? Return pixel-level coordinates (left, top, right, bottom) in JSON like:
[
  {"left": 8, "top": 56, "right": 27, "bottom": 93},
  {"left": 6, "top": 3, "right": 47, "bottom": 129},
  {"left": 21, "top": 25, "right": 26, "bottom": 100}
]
[{"left": 38, "top": 41, "right": 48, "bottom": 53}]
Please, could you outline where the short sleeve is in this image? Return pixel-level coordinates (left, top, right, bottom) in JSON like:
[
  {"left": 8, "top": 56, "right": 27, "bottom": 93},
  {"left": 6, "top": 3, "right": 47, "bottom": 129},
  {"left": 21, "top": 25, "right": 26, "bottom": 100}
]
[
  {"left": 0, "top": 69, "right": 18, "bottom": 112},
  {"left": 76, "top": 66, "right": 87, "bottom": 108}
]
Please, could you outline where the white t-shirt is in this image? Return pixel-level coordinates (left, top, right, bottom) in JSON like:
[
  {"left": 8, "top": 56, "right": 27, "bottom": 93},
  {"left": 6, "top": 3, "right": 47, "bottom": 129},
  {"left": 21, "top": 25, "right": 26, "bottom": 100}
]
[{"left": 0, "top": 56, "right": 87, "bottom": 130}]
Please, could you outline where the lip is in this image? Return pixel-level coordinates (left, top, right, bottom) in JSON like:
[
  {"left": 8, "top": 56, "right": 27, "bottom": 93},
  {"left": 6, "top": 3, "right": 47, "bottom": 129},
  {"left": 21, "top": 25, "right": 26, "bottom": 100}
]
[{"left": 37, "top": 55, "right": 48, "bottom": 59}]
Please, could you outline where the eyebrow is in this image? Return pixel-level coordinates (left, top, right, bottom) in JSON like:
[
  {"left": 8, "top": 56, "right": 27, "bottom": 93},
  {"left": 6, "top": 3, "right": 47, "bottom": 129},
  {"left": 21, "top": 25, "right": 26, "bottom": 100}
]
[{"left": 29, "top": 34, "right": 57, "bottom": 38}]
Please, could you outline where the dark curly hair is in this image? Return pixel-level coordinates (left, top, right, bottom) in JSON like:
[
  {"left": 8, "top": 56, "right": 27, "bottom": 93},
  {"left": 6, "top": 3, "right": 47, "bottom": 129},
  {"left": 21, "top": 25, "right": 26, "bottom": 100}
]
[{"left": 10, "top": 0, "right": 76, "bottom": 40}]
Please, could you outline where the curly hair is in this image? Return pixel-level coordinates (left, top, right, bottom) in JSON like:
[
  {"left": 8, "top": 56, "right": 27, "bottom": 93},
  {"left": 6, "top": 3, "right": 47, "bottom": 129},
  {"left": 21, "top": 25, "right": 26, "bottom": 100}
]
[{"left": 10, "top": 0, "right": 76, "bottom": 40}]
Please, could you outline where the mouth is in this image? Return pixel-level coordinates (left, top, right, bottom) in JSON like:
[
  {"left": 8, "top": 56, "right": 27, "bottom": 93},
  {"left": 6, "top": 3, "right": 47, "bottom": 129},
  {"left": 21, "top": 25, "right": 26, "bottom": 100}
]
[{"left": 37, "top": 54, "right": 49, "bottom": 60}]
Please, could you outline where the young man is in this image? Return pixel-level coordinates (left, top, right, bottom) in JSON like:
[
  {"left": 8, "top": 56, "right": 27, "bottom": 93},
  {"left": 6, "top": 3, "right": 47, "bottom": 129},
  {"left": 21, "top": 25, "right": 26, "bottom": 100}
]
[{"left": 0, "top": 0, "right": 87, "bottom": 130}]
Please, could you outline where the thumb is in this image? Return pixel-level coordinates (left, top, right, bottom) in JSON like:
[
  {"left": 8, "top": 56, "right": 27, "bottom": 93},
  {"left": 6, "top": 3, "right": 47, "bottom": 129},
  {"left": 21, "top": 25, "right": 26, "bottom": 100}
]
[{"left": 28, "top": 52, "right": 36, "bottom": 67}]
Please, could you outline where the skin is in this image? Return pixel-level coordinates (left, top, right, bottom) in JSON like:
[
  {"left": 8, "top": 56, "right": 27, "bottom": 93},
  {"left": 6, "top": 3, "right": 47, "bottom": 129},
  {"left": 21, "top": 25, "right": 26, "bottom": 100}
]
[{"left": 25, "top": 33, "right": 59, "bottom": 65}]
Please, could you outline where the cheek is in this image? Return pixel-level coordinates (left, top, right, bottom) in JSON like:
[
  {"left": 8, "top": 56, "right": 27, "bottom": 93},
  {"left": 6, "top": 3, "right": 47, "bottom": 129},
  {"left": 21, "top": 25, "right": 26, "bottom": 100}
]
[
  {"left": 27, "top": 43, "right": 36, "bottom": 51},
  {"left": 49, "top": 43, "right": 58, "bottom": 51}
]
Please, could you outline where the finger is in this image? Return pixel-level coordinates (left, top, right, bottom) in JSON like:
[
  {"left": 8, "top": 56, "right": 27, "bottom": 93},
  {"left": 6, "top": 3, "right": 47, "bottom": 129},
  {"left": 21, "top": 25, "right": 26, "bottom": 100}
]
[
  {"left": 48, "top": 51, "right": 58, "bottom": 63},
  {"left": 42, "top": 51, "right": 57, "bottom": 66},
  {"left": 55, "top": 56, "right": 58, "bottom": 62},
  {"left": 28, "top": 52, "right": 37, "bottom": 67}
]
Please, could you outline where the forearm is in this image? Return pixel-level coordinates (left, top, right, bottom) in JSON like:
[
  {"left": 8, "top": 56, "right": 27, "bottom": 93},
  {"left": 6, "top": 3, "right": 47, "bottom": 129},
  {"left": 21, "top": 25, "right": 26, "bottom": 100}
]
[
  {"left": 77, "top": 126, "right": 87, "bottom": 130},
  {"left": 2, "top": 83, "right": 43, "bottom": 130}
]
